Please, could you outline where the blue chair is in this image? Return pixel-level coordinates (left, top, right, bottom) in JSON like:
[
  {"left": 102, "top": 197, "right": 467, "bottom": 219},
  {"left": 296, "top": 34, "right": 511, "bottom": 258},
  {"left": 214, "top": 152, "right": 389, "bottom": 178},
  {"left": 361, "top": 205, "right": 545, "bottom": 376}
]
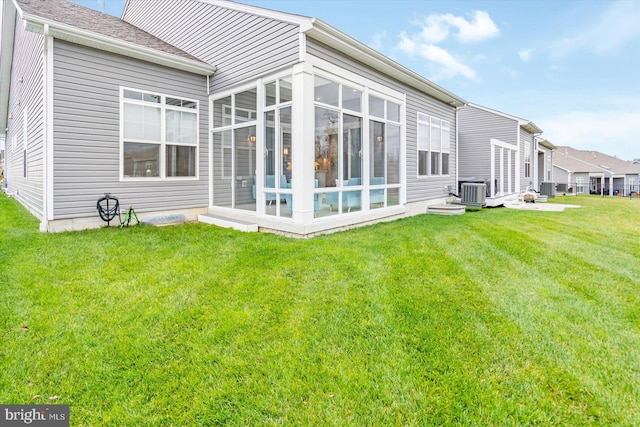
[
  {"left": 327, "top": 177, "right": 362, "bottom": 212},
  {"left": 370, "top": 177, "right": 385, "bottom": 207},
  {"left": 285, "top": 179, "right": 318, "bottom": 213},
  {"left": 253, "top": 175, "right": 288, "bottom": 204}
]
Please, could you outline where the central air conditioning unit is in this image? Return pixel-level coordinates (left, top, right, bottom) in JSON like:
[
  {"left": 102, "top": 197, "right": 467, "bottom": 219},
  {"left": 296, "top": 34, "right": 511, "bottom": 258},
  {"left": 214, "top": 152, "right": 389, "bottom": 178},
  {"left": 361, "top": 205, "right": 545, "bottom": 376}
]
[
  {"left": 461, "top": 183, "right": 486, "bottom": 207},
  {"left": 540, "top": 182, "right": 556, "bottom": 198}
]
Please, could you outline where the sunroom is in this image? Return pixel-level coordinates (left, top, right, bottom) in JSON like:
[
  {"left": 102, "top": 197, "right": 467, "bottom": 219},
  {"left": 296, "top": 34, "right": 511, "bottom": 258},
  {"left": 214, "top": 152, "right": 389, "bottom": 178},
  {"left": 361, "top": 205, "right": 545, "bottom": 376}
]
[{"left": 207, "top": 62, "right": 407, "bottom": 236}]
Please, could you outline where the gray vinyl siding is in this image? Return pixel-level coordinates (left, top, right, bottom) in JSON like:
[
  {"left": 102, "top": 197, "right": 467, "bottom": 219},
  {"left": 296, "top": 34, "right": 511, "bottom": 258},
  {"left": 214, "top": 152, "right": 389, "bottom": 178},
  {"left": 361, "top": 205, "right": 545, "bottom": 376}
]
[
  {"left": 4, "top": 16, "right": 44, "bottom": 217},
  {"left": 458, "top": 105, "right": 517, "bottom": 183},
  {"left": 52, "top": 40, "right": 209, "bottom": 219},
  {"left": 553, "top": 166, "right": 569, "bottom": 186},
  {"left": 538, "top": 146, "right": 553, "bottom": 185},
  {"left": 122, "top": 0, "right": 300, "bottom": 92},
  {"left": 306, "top": 38, "right": 456, "bottom": 203},
  {"left": 573, "top": 172, "right": 589, "bottom": 194}
]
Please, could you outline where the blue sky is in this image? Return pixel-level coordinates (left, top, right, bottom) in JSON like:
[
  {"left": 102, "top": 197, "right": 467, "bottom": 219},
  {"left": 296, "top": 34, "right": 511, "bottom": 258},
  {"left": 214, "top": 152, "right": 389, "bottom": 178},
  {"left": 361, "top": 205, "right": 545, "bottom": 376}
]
[{"left": 73, "top": 0, "right": 639, "bottom": 160}]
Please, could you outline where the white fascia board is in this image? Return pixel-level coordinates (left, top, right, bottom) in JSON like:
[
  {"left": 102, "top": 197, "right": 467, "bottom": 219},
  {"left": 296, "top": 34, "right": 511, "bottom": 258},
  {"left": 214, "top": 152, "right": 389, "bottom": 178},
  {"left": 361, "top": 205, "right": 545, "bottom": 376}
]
[
  {"left": 553, "top": 164, "right": 572, "bottom": 174},
  {"left": 537, "top": 139, "right": 556, "bottom": 150},
  {"left": 22, "top": 15, "right": 216, "bottom": 76},
  {"left": 305, "top": 20, "right": 466, "bottom": 108},
  {"left": 521, "top": 121, "right": 543, "bottom": 134},
  {"left": 468, "top": 103, "right": 542, "bottom": 133},
  {"left": 198, "top": 0, "right": 314, "bottom": 29},
  {"left": 0, "top": 0, "right": 18, "bottom": 132},
  {"left": 468, "top": 103, "right": 520, "bottom": 122}
]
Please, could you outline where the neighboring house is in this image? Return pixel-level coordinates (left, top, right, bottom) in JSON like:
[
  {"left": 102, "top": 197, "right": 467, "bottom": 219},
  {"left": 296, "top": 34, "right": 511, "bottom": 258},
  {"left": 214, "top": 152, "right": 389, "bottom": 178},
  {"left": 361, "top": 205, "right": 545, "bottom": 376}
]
[
  {"left": 458, "top": 103, "right": 544, "bottom": 206},
  {"left": 535, "top": 137, "right": 556, "bottom": 190},
  {"left": 553, "top": 147, "right": 640, "bottom": 196},
  {"left": 1, "top": 0, "right": 467, "bottom": 236}
]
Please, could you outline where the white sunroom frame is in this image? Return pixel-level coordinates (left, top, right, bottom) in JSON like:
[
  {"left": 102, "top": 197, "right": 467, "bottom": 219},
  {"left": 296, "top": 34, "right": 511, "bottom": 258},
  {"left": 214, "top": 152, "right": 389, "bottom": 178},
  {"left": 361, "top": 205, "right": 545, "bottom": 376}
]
[{"left": 208, "top": 59, "right": 408, "bottom": 235}]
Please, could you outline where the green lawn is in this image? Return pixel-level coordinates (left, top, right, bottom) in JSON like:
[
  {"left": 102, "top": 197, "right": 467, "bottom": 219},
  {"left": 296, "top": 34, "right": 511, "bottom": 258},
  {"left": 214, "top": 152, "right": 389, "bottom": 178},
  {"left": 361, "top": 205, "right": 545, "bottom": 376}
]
[{"left": 1, "top": 194, "right": 639, "bottom": 426}]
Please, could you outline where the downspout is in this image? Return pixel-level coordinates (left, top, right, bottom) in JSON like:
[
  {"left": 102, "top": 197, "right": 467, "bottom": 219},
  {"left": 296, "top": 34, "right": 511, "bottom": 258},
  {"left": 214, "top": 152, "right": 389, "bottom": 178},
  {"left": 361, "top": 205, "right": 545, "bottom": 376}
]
[
  {"left": 41, "top": 24, "right": 54, "bottom": 232},
  {"left": 455, "top": 103, "right": 467, "bottom": 195},
  {"left": 41, "top": 23, "right": 50, "bottom": 232},
  {"left": 533, "top": 132, "right": 542, "bottom": 190},
  {"left": 455, "top": 106, "right": 459, "bottom": 193}
]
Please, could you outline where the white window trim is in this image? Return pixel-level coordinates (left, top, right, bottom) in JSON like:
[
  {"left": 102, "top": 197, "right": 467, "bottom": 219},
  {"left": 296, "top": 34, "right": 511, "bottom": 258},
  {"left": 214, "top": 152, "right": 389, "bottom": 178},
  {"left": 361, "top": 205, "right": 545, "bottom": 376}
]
[
  {"left": 211, "top": 91, "right": 259, "bottom": 179},
  {"left": 312, "top": 73, "right": 404, "bottom": 215},
  {"left": 524, "top": 140, "right": 532, "bottom": 179},
  {"left": 263, "top": 80, "right": 294, "bottom": 218},
  {"left": 417, "top": 112, "right": 450, "bottom": 178},
  {"left": 120, "top": 87, "right": 199, "bottom": 181},
  {"left": 307, "top": 54, "right": 404, "bottom": 102}
]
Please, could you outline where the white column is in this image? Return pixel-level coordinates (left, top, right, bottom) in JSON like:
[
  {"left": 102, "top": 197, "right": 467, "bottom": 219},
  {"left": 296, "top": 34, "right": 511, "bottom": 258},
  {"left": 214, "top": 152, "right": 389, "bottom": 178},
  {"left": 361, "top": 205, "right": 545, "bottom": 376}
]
[
  {"left": 609, "top": 176, "right": 614, "bottom": 196},
  {"left": 255, "top": 80, "right": 265, "bottom": 216},
  {"left": 507, "top": 149, "right": 512, "bottom": 194},
  {"left": 490, "top": 144, "right": 495, "bottom": 197},
  {"left": 499, "top": 147, "right": 504, "bottom": 196},
  {"left": 291, "top": 62, "right": 315, "bottom": 225},
  {"left": 515, "top": 125, "right": 521, "bottom": 192}
]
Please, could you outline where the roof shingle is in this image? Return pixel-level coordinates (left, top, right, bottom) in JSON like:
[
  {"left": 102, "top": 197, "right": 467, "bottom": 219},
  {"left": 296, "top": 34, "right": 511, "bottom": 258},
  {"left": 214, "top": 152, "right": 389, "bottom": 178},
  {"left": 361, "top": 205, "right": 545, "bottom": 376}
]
[{"left": 16, "top": 0, "right": 203, "bottom": 62}]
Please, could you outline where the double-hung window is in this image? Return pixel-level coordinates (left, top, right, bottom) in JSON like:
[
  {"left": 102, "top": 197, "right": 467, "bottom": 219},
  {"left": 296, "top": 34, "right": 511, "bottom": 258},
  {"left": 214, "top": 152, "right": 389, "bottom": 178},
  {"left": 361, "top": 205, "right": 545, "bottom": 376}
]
[
  {"left": 524, "top": 141, "right": 531, "bottom": 178},
  {"left": 418, "top": 113, "right": 450, "bottom": 176},
  {"left": 121, "top": 88, "right": 198, "bottom": 179}
]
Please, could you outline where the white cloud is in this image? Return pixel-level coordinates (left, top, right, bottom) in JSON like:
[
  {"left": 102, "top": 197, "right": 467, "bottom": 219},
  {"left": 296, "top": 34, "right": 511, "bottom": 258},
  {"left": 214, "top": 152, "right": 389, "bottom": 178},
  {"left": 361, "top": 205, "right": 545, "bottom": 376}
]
[
  {"left": 539, "top": 110, "right": 640, "bottom": 161},
  {"left": 398, "top": 32, "right": 478, "bottom": 82},
  {"left": 397, "top": 32, "right": 417, "bottom": 55},
  {"left": 396, "top": 10, "right": 497, "bottom": 82},
  {"left": 413, "top": 10, "right": 499, "bottom": 44},
  {"left": 443, "top": 11, "right": 500, "bottom": 43},
  {"left": 370, "top": 31, "right": 387, "bottom": 51},
  {"left": 547, "top": 1, "right": 640, "bottom": 59},
  {"left": 413, "top": 14, "right": 450, "bottom": 43},
  {"left": 518, "top": 49, "right": 533, "bottom": 62}
]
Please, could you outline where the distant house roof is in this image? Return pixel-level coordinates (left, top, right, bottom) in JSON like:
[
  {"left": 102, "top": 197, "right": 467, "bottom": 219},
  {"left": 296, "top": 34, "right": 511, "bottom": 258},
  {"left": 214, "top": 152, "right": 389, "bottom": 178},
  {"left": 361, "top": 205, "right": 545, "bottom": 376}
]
[
  {"left": 556, "top": 146, "right": 640, "bottom": 175},
  {"left": 468, "top": 103, "right": 543, "bottom": 134},
  {"left": 14, "top": 0, "right": 215, "bottom": 75},
  {"left": 553, "top": 150, "right": 610, "bottom": 175}
]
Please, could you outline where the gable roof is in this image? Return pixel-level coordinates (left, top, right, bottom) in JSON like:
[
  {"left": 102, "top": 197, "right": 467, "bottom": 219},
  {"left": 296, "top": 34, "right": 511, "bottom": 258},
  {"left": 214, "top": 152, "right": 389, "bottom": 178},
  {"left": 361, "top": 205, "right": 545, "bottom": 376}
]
[
  {"left": 149, "top": 0, "right": 467, "bottom": 107},
  {"left": 468, "top": 103, "right": 543, "bottom": 134},
  {"left": 14, "top": 0, "right": 215, "bottom": 74},
  {"left": 556, "top": 146, "right": 640, "bottom": 175},
  {"left": 553, "top": 149, "right": 610, "bottom": 175},
  {"left": 1, "top": 0, "right": 216, "bottom": 133}
]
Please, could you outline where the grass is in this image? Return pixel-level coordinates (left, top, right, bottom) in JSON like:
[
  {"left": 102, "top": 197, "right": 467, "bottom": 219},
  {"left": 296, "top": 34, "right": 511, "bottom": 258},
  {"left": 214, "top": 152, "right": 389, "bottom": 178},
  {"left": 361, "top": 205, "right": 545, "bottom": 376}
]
[{"left": 1, "top": 194, "right": 639, "bottom": 426}]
